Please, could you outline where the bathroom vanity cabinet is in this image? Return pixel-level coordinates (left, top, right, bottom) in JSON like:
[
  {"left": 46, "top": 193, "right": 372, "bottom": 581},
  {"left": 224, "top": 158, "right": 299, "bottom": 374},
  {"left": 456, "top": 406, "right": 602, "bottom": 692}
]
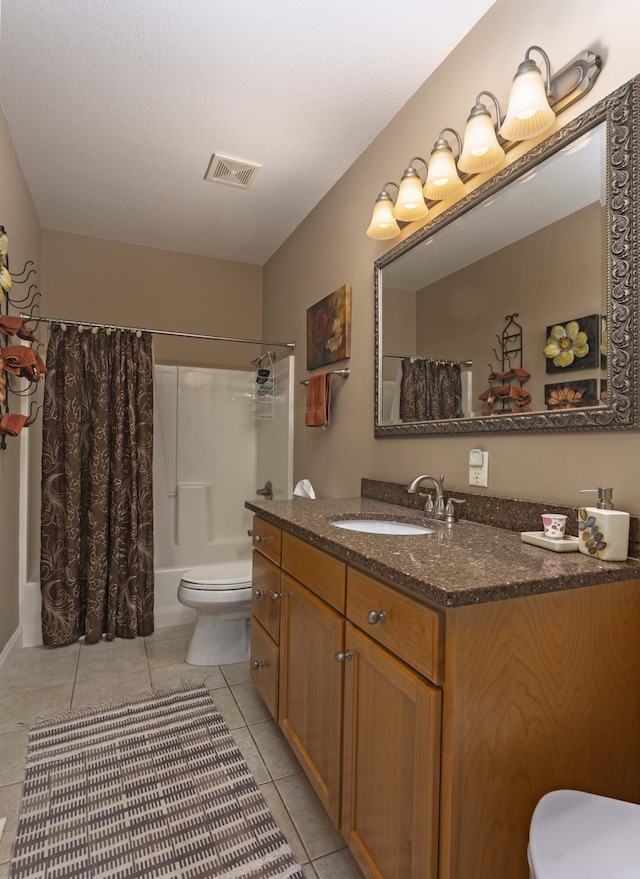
[{"left": 249, "top": 513, "right": 640, "bottom": 879}]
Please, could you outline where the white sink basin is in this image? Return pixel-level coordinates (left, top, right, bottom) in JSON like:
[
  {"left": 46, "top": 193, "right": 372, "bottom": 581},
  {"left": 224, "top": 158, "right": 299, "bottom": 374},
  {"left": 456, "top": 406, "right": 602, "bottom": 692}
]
[{"left": 330, "top": 518, "right": 435, "bottom": 535}]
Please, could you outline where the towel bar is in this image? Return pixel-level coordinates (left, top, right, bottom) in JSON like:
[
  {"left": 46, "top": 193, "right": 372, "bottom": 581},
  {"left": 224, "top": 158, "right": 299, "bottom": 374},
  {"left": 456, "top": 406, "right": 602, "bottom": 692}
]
[{"left": 300, "top": 368, "right": 350, "bottom": 386}]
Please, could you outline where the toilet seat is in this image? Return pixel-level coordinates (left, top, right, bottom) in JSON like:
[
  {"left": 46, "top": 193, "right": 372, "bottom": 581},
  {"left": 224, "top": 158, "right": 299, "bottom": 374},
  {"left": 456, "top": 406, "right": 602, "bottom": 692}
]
[
  {"left": 180, "top": 561, "right": 252, "bottom": 590},
  {"left": 528, "top": 790, "right": 640, "bottom": 878}
]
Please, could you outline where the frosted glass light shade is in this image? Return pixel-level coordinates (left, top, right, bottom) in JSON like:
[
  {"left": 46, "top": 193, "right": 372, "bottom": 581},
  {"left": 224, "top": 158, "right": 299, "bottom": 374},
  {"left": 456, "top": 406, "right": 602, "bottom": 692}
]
[
  {"left": 393, "top": 172, "right": 428, "bottom": 222},
  {"left": 366, "top": 193, "right": 400, "bottom": 239},
  {"left": 458, "top": 112, "right": 505, "bottom": 174},
  {"left": 423, "top": 147, "right": 464, "bottom": 201},
  {"left": 499, "top": 67, "right": 555, "bottom": 141}
]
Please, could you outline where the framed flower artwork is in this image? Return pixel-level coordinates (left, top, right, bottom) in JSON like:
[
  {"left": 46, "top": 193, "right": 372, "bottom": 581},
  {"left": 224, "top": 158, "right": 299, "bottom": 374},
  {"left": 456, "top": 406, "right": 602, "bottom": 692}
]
[
  {"left": 543, "top": 313, "right": 600, "bottom": 374},
  {"left": 545, "top": 379, "right": 598, "bottom": 410},
  {"left": 306, "top": 284, "right": 351, "bottom": 370}
]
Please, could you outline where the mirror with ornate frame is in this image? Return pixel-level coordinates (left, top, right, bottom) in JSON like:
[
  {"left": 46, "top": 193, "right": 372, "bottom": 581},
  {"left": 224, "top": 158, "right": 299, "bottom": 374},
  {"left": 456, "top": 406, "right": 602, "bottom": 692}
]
[{"left": 374, "top": 75, "right": 639, "bottom": 437}]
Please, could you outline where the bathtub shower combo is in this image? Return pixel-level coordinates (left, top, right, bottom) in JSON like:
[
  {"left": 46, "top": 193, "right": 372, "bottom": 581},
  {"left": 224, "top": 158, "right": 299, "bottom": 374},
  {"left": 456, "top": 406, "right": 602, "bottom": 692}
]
[{"left": 154, "top": 360, "right": 293, "bottom": 665}]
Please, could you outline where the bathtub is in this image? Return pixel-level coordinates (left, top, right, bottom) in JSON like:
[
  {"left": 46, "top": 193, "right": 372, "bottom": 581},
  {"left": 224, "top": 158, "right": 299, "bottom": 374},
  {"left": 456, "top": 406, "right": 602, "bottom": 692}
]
[{"left": 22, "top": 544, "right": 253, "bottom": 646}]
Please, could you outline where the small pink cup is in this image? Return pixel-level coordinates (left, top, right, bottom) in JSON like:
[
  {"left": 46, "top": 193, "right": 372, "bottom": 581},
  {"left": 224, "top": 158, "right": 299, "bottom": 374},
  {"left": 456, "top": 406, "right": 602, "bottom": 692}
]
[{"left": 542, "top": 513, "right": 567, "bottom": 539}]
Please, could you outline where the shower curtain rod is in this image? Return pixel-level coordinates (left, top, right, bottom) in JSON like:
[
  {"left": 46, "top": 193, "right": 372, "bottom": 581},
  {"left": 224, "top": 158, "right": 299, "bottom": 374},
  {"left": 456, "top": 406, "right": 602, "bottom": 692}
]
[{"left": 21, "top": 313, "right": 296, "bottom": 350}]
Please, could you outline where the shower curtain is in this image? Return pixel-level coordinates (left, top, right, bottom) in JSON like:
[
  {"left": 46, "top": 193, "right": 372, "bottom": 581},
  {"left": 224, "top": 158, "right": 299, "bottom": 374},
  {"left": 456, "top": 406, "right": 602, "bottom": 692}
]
[
  {"left": 40, "top": 325, "right": 155, "bottom": 645},
  {"left": 400, "top": 358, "right": 462, "bottom": 422}
]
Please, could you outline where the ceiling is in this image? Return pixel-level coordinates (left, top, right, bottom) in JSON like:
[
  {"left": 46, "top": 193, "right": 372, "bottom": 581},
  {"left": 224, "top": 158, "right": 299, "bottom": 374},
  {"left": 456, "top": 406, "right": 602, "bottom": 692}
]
[{"left": 0, "top": 0, "right": 496, "bottom": 266}]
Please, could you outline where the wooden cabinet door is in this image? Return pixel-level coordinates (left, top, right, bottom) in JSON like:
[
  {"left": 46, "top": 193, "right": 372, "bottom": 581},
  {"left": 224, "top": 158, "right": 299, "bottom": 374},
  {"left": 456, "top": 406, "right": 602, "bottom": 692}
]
[
  {"left": 250, "top": 618, "right": 279, "bottom": 721},
  {"left": 251, "top": 550, "right": 282, "bottom": 643},
  {"left": 279, "top": 573, "right": 345, "bottom": 825},
  {"left": 342, "top": 622, "right": 442, "bottom": 879}
]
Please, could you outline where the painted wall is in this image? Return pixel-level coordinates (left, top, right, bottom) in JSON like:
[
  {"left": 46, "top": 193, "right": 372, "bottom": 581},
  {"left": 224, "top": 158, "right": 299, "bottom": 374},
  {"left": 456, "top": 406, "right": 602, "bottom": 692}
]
[
  {"left": 262, "top": 0, "right": 640, "bottom": 515},
  {"left": 0, "top": 104, "right": 42, "bottom": 657},
  {"left": 41, "top": 230, "right": 263, "bottom": 369}
]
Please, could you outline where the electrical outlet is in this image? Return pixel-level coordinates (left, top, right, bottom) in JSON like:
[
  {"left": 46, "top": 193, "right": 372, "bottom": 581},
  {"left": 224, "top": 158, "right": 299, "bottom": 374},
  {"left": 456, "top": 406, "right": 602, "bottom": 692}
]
[{"left": 469, "top": 449, "right": 489, "bottom": 487}]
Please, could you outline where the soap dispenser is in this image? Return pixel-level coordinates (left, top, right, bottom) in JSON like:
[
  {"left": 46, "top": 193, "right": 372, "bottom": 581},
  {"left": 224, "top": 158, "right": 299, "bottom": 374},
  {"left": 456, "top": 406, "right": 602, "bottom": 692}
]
[{"left": 578, "top": 487, "right": 630, "bottom": 561}]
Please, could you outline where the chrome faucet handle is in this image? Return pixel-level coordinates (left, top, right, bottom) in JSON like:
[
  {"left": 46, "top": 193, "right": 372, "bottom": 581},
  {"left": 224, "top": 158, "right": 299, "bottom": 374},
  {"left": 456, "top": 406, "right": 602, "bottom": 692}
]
[{"left": 444, "top": 498, "right": 465, "bottom": 523}]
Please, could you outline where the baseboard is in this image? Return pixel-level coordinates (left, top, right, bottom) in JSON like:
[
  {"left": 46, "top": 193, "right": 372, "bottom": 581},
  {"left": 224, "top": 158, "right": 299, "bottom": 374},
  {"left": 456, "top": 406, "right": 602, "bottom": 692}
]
[
  {"left": 154, "top": 606, "right": 196, "bottom": 630},
  {"left": 0, "top": 626, "right": 23, "bottom": 683}
]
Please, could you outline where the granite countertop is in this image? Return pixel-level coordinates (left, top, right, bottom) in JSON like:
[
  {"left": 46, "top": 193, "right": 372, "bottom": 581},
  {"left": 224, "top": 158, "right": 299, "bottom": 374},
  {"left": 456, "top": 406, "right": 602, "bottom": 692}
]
[{"left": 245, "top": 497, "right": 640, "bottom": 609}]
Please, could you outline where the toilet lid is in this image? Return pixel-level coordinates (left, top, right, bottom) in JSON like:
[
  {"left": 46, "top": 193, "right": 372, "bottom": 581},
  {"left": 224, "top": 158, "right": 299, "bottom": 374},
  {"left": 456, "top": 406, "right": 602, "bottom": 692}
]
[
  {"left": 529, "top": 789, "right": 640, "bottom": 878},
  {"left": 181, "top": 561, "right": 252, "bottom": 589}
]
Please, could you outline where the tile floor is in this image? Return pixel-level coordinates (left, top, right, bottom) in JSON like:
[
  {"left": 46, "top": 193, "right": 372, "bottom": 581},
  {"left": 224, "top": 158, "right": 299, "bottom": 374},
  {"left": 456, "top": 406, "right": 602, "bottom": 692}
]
[{"left": 0, "top": 624, "right": 364, "bottom": 879}]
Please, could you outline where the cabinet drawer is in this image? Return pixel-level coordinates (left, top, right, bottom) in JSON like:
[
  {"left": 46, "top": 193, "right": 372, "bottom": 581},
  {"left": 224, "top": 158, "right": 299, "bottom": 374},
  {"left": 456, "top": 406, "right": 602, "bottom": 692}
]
[
  {"left": 251, "top": 550, "right": 282, "bottom": 644},
  {"left": 250, "top": 618, "right": 279, "bottom": 721},
  {"left": 282, "top": 532, "right": 346, "bottom": 613},
  {"left": 347, "top": 569, "right": 443, "bottom": 684},
  {"left": 251, "top": 517, "right": 282, "bottom": 565}
]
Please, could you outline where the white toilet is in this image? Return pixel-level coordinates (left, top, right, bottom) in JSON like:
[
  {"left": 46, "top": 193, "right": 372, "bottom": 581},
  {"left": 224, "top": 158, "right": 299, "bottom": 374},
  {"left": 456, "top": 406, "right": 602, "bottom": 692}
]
[
  {"left": 177, "top": 560, "right": 253, "bottom": 666},
  {"left": 528, "top": 789, "right": 640, "bottom": 878}
]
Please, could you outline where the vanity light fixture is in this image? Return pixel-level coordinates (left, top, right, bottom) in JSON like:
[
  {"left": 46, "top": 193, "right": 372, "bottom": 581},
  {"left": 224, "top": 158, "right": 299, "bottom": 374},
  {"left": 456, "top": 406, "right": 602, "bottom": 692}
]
[
  {"left": 366, "top": 45, "right": 601, "bottom": 240},
  {"left": 458, "top": 92, "right": 505, "bottom": 174},
  {"left": 499, "top": 46, "right": 555, "bottom": 141},
  {"left": 393, "top": 157, "right": 429, "bottom": 221},
  {"left": 366, "top": 182, "right": 401, "bottom": 239},
  {"left": 423, "top": 129, "right": 464, "bottom": 201}
]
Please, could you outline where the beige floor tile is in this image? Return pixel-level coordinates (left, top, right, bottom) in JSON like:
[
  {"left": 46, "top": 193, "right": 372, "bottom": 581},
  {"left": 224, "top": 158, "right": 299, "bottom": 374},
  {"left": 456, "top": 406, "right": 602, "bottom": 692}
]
[
  {"left": 207, "top": 687, "right": 246, "bottom": 730},
  {"left": 144, "top": 623, "right": 195, "bottom": 642},
  {"left": 144, "top": 637, "right": 191, "bottom": 668},
  {"left": 149, "top": 662, "right": 225, "bottom": 692},
  {"left": 249, "top": 720, "right": 300, "bottom": 780},
  {"left": 0, "top": 782, "right": 22, "bottom": 865},
  {"left": 0, "top": 730, "right": 28, "bottom": 787},
  {"left": 312, "top": 849, "right": 364, "bottom": 878},
  {"left": 258, "top": 781, "right": 308, "bottom": 867},
  {"left": 76, "top": 644, "right": 149, "bottom": 680},
  {"left": 17, "top": 642, "right": 81, "bottom": 664},
  {"left": 79, "top": 636, "right": 147, "bottom": 654},
  {"left": 232, "top": 681, "right": 272, "bottom": 725},
  {"left": 220, "top": 661, "right": 251, "bottom": 686},
  {"left": 276, "top": 774, "right": 346, "bottom": 861},
  {"left": 302, "top": 864, "right": 318, "bottom": 879},
  {"left": 71, "top": 668, "right": 152, "bottom": 710},
  {"left": 231, "top": 726, "right": 270, "bottom": 785},
  {"left": 0, "top": 654, "right": 78, "bottom": 695},
  {"left": 0, "top": 859, "right": 10, "bottom": 878},
  {"left": 0, "top": 683, "right": 74, "bottom": 734}
]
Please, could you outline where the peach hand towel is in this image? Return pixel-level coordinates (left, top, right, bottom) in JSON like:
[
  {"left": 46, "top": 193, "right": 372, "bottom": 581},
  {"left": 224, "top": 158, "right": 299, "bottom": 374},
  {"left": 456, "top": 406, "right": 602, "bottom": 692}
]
[
  {"left": 0, "top": 412, "right": 36, "bottom": 437},
  {"left": 0, "top": 315, "right": 37, "bottom": 341},
  {"left": 1, "top": 344, "right": 36, "bottom": 375},
  {"left": 305, "top": 372, "right": 331, "bottom": 427}
]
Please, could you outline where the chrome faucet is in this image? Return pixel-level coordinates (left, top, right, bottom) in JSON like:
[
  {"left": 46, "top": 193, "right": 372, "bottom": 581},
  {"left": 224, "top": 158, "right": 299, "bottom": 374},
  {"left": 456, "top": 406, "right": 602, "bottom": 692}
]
[{"left": 407, "top": 474, "right": 446, "bottom": 520}]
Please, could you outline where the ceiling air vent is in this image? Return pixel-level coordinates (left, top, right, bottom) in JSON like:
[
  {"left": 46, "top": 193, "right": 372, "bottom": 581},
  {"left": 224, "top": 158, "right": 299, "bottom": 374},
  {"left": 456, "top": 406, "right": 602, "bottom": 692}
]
[{"left": 204, "top": 154, "right": 261, "bottom": 189}]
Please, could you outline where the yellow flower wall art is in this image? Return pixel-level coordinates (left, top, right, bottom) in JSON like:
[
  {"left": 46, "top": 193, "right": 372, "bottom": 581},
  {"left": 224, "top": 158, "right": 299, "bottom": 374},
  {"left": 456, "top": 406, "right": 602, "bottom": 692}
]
[{"left": 544, "top": 313, "right": 599, "bottom": 374}]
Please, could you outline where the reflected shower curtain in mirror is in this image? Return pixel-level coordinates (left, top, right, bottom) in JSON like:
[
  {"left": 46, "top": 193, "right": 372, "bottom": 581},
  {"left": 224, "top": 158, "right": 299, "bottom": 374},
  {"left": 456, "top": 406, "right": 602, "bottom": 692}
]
[
  {"left": 40, "top": 325, "right": 154, "bottom": 646},
  {"left": 400, "top": 358, "right": 462, "bottom": 422}
]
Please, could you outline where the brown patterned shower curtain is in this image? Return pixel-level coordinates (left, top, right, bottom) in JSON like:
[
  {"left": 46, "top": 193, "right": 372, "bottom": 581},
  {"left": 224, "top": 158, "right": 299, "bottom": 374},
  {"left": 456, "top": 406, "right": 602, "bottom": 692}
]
[
  {"left": 40, "top": 325, "right": 154, "bottom": 645},
  {"left": 400, "top": 358, "right": 462, "bottom": 422}
]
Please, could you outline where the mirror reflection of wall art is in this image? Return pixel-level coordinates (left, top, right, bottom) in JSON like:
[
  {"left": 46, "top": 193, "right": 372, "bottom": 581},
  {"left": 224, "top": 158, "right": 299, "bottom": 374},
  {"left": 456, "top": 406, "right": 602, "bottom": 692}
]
[
  {"left": 544, "top": 313, "right": 600, "bottom": 374},
  {"left": 306, "top": 284, "right": 351, "bottom": 370},
  {"left": 600, "top": 315, "right": 608, "bottom": 369},
  {"left": 545, "top": 378, "right": 598, "bottom": 409}
]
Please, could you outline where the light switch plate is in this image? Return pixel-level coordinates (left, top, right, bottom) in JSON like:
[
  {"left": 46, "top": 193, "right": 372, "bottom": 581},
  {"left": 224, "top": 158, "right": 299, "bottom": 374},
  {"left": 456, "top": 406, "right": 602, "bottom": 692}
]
[{"left": 469, "top": 449, "right": 489, "bottom": 487}]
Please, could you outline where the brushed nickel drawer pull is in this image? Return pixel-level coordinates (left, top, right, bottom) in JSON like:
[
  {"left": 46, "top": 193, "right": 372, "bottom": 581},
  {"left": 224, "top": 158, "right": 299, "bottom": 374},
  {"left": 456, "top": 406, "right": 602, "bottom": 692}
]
[
  {"left": 367, "top": 610, "right": 387, "bottom": 625},
  {"left": 253, "top": 589, "right": 265, "bottom": 599},
  {"left": 253, "top": 534, "right": 265, "bottom": 544},
  {"left": 252, "top": 660, "right": 265, "bottom": 669},
  {"left": 270, "top": 592, "right": 284, "bottom": 601},
  {"left": 335, "top": 650, "right": 353, "bottom": 662}
]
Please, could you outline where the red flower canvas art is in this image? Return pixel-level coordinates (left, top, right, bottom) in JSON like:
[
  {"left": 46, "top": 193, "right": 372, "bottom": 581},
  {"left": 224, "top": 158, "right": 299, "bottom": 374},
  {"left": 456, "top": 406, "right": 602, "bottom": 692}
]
[{"left": 306, "top": 284, "right": 351, "bottom": 370}]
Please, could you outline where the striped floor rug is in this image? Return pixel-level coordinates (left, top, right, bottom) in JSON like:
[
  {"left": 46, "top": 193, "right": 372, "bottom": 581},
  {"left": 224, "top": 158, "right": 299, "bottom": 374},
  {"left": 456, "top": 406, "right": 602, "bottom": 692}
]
[{"left": 9, "top": 686, "right": 304, "bottom": 879}]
